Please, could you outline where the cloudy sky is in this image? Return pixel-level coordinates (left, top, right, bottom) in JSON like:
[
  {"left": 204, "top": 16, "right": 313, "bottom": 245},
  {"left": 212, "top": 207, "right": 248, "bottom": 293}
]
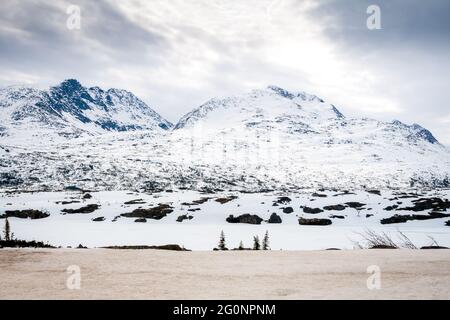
[{"left": 1, "top": 0, "right": 449, "bottom": 144}]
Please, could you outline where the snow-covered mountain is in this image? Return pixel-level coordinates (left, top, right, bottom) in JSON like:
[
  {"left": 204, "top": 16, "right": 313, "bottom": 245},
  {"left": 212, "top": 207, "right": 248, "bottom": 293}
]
[
  {"left": 174, "top": 85, "right": 436, "bottom": 144},
  {"left": 0, "top": 79, "right": 172, "bottom": 143},
  {"left": 1, "top": 84, "right": 449, "bottom": 191},
  {"left": 168, "top": 85, "right": 449, "bottom": 190}
]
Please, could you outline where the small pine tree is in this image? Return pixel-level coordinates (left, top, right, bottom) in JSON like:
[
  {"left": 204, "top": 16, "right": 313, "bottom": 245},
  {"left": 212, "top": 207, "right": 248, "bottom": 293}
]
[
  {"left": 253, "top": 235, "right": 260, "bottom": 250},
  {"left": 4, "top": 217, "right": 11, "bottom": 241},
  {"left": 262, "top": 230, "right": 270, "bottom": 250},
  {"left": 218, "top": 230, "right": 227, "bottom": 250},
  {"left": 238, "top": 241, "right": 244, "bottom": 250}
]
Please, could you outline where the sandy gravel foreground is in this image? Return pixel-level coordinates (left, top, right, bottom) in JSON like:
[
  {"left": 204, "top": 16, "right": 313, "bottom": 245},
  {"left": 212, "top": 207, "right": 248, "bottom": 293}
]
[{"left": 0, "top": 249, "right": 449, "bottom": 299}]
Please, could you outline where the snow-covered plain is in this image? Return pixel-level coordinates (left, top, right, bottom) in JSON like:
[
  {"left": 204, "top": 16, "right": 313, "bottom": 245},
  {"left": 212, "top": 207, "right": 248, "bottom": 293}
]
[
  {"left": 1, "top": 82, "right": 450, "bottom": 250},
  {"left": 1, "top": 189, "right": 449, "bottom": 250}
]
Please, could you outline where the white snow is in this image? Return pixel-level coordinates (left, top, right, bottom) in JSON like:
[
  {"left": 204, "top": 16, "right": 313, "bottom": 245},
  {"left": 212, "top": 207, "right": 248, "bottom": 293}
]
[{"left": 1, "top": 189, "right": 449, "bottom": 250}]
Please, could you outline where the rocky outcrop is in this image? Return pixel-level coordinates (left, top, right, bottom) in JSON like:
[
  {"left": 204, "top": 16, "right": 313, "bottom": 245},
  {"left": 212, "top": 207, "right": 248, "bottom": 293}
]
[
  {"left": 397, "top": 197, "right": 450, "bottom": 212},
  {"left": 1, "top": 209, "right": 49, "bottom": 219},
  {"left": 345, "top": 202, "right": 366, "bottom": 209},
  {"left": 323, "top": 204, "right": 346, "bottom": 211},
  {"left": 303, "top": 207, "right": 324, "bottom": 214},
  {"left": 121, "top": 204, "right": 174, "bottom": 220},
  {"left": 215, "top": 196, "right": 238, "bottom": 204},
  {"left": 268, "top": 212, "right": 282, "bottom": 223},
  {"left": 124, "top": 199, "right": 146, "bottom": 205},
  {"left": 282, "top": 207, "right": 294, "bottom": 214},
  {"left": 381, "top": 212, "right": 450, "bottom": 224},
  {"left": 176, "top": 215, "right": 193, "bottom": 222},
  {"left": 226, "top": 214, "right": 263, "bottom": 225},
  {"left": 298, "top": 217, "right": 332, "bottom": 226},
  {"left": 61, "top": 204, "right": 100, "bottom": 214}
]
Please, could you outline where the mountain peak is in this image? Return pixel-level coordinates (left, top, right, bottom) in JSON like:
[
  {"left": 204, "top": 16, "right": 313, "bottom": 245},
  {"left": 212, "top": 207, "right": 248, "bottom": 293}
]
[
  {"left": 57, "top": 79, "right": 83, "bottom": 92},
  {"left": 267, "top": 85, "right": 295, "bottom": 99},
  {"left": 0, "top": 80, "right": 173, "bottom": 138}
]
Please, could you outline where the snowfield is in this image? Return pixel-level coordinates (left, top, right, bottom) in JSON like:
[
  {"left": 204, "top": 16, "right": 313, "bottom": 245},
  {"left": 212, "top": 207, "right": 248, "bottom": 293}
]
[{"left": 1, "top": 189, "right": 449, "bottom": 250}]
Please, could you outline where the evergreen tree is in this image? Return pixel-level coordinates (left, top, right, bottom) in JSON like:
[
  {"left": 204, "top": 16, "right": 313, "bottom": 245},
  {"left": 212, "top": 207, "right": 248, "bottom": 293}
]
[
  {"left": 218, "top": 230, "right": 227, "bottom": 250},
  {"left": 262, "top": 230, "right": 270, "bottom": 250},
  {"left": 253, "top": 235, "right": 260, "bottom": 250},
  {"left": 238, "top": 241, "right": 244, "bottom": 250},
  {"left": 4, "top": 217, "right": 11, "bottom": 241}
]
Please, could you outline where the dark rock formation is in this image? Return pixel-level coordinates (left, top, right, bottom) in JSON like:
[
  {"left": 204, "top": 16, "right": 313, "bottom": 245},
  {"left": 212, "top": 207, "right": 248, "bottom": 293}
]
[
  {"left": 121, "top": 204, "right": 174, "bottom": 220},
  {"left": 268, "top": 212, "right": 282, "bottom": 223},
  {"left": 274, "top": 196, "right": 292, "bottom": 204},
  {"left": 215, "top": 196, "right": 238, "bottom": 204},
  {"left": 124, "top": 199, "right": 146, "bottom": 205},
  {"left": 61, "top": 204, "right": 100, "bottom": 214},
  {"left": 182, "top": 197, "right": 212, "bottom": 206},
  {"left": 323, "top": 204, "right": 346, "bottom": 211},
  {"left": 329, "top": 215, "right": 345, "bottom": 219},
  {"left": 1, "top": 209, "right": 49, "bottom": 219},
  {"left": 381, "top": 212, "right": 450, "bottom": 224},
  {"left": 226, "top": 214, "right": 263, "bottom": 225},
  {"left": 176, "top": 215, "right": 193, "bottom": 222},
  {"left": 397, "top": 197, "right": 450, "bottom": 212},
  {"left": 345, "top": 202, "right": 366, "bottom": 208},
  {"left": 282, "top": 207, "right": 294, "bottom": 214},
  {"left": 312, "top": 192, "right": 327, "bottom": 198},
  {"left": 298, "top": 217, "right": 332, "bottom": 226},
  {"left": 303, "top": 207, "right": 324, "bottom": 214}
]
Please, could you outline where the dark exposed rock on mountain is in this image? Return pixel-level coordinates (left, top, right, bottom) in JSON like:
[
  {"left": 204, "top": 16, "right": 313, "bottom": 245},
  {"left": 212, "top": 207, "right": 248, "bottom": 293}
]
[
  {"left": 268, "top": 212, "right": 282, "bottom": 223},
  {"left": 298, "top": 217, "right": 332, "bottom": 226},
  {"left": 303, "top": 207, "right": 324, "bottom": 214},
  {"left": 396, "top": 197, "right": 450, "bottom": 212},
  {"left": 61, "top": 204, "right": 100, "bottom": 214},
  {"left": 282, "top": 207, "right": 294, "bottom": 214},
  {"left": 345, "top": 202, "right": 366, "bottom": 209},
  {"left": 312, "top": 192, "right": 327, "bottom": 198},
  {"left": 124, "top": 199, "right": 146, "bottom": 205},
  {"left": 226, "top": 214, "right": 263, "bottom": 224},
  {"left": 329, "top": 215, "right": 345, "bottom": 219},
  {"left": 1, "top": 209, "right": 49, "bottom": 219},
  {"left": 381, "top": 212, "right": 450, "bottom": 224},
  {"left": 215, "top": 196, "right": 238, "bottom": 204},
  {"left": 176, "top": 214, "right": 193, "bottom": 222},
  {"left": 323, "top": 204, "right": 346, "bottom": 211},
  {"left": 275, "top": 197, "right": 292, "bottom": 204},
  {"left": 182, "top": 198, "right": 211, "bottom": 206},
  {"left": 121, "top": 204, "right": 174, "bottom": 220}
]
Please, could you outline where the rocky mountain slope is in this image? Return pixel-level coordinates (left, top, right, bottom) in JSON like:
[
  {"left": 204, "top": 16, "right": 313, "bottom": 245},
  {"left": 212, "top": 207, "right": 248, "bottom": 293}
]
[
  {"left": 0, "top": 79, "right": 172, "bottom": 144},
  {"left": 0, "top": 83, "right": 449, "bottom": 191}
]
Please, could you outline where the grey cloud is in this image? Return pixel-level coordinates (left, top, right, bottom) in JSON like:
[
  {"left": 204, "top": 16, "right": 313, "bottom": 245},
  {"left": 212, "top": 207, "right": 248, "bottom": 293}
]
[
  {"left": 309, "top": 0, "right": 450, "bottom": 51},
  {"left": 0, "top": 0, "right": 168, "bottom": 83}
]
